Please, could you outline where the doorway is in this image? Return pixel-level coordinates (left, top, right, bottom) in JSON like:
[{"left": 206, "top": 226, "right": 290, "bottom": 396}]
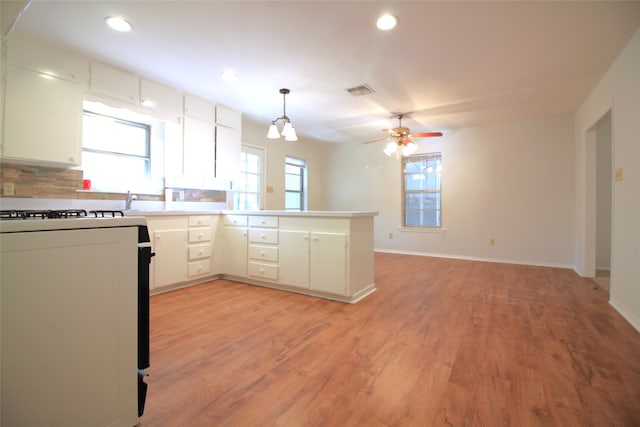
[{"left": 590, "top": 110, "right": 613, "bottom": 294}]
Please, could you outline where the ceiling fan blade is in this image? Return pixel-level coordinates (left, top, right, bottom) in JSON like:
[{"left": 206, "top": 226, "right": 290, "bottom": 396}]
[
  {"left": 362, "top": 137, "right": 388, "bottom": 144},
  {"left": 409, "top": 132, "right": 443, "bottom": 138}
]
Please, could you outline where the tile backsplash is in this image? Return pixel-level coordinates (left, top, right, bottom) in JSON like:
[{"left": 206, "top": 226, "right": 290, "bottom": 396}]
[{"left": 0, "top": 162, "right": 226, "bottom": 203}]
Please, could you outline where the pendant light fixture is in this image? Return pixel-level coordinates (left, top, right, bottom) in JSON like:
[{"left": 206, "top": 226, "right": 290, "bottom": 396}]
[{"left": 267, "top": 88, "right": 298, "bottom": 141}]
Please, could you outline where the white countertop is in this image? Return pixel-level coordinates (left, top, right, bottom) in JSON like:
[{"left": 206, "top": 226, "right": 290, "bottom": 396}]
[{"left": 129, "top": 210, "right": 378, "bottom": 218}]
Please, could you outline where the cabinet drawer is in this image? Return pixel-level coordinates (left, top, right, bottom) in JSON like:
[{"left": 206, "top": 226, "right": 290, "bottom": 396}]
[
  {"left": 188, "top": 260, "right": 211, "bottom": 277},
  {"left": 189, "top": 228, "right": 212, "bottom": 243},
  {"left": 189, "top": 215, "right": 212, "bottom": 227},
  {"left": 248, "top": 229, "right": 278, "bottom": 244},
  {"left": 248, "top": 216, "right": 279, "bottom": 228},
  {"left": 189, "top": 244, "right": 211, "bottom": 260},
  {"left": 248, "top": 244, "right": 278, "bottom": 262},
  {"left": 224, "top": 215, "right": 248, "bottom": 226},
  {"left": 248, "top": 262, "right": 278, "bottom": 281}
]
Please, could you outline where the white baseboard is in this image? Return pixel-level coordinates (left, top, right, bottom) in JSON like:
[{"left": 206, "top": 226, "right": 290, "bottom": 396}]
[
  {"left": 373, "top": 248, "right": 574, "bottom": 269},
  {"left": 609, "top": 298, "right": 640, "bottom": 333}
]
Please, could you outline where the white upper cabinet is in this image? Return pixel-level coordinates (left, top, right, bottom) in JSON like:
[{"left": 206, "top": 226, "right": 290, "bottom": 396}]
[
  {"left": 6, "top": 36, "right": 88, "bottom": 83},
  {"left": 183, "top": 116, "right": 215, "bottom": 180},
  {"left": 184, "top": 94, "right": 215, "bottom": 122},
  {"left": 140, "top": 79, "right": 182, "bottom": 116},
  {"left": 90, "top": 62, "right": 139, "bottom": 104},
  {"left": 215, "top": 125, "right": 241, "bottom": 182},
  {"left": 2, "top": 65, "right": 82, "bottom": 166},
  {"left": 215, "top": 104, "right": 242, "bottom": 129}
]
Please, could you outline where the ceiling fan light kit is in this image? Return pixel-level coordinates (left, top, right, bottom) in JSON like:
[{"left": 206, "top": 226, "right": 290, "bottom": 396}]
[
  {"left": 267, "top": 88, "right": 298, "bottom": 141},
  {"left": 365, "top": 114, "right": 443, "bottom": 158}
]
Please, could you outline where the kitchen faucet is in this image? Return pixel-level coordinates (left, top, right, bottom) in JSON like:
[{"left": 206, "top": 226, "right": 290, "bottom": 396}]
[{"left": 125, "top": 191, "right": 137, "bottom": 210}]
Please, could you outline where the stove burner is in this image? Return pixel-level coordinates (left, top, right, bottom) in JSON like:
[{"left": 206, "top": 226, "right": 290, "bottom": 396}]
[
  {"left": 90, "top": 210, "right": 125, "bottom": 218},
  {"left": 0, "top": 209, "right": 89, "bottom": 219}
]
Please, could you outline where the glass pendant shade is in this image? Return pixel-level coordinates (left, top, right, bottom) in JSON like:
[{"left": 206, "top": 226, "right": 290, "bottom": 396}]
[
  {"left": 267, "top": 124, "right": 280, "bottom": 139},
  {"left": 281, "top": 121, "right": 293, "bottom": 137},
  {"left": 401, "top": 141, "right": 417, "bottom": 157},
  {"left": 284, "top": 127, "right": 298, "bottom": 141},
  {"left": 384, "top": 141, "right": 397, "bottom": 156}
]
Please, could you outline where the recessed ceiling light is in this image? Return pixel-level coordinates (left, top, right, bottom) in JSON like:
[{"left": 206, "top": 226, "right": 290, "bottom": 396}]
[
  {"left": 376, "top": 14, "right": 397, "bottom": 31},
  {"left": 220, "top": 70, "right": 239, "bottom": 82},
  {"left": 105, "top": 16, "right": 132, "bottom": 32}
]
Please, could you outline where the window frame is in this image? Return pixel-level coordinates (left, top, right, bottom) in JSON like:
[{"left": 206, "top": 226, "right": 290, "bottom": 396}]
[
  {"left": 233, "top": 144, "right": 265, "bottom": 211},
  {"left": 82, "top": 110, "right": 152, "bottom": 176},
  {"left": 285, "top": 156, "right": 307, "bottom": 211},
  {"left": 401, "top": 152, "right": 443, "bottom": 229},
  {"left": 81, "top": 100, "right": 167, "bottom": 195}
]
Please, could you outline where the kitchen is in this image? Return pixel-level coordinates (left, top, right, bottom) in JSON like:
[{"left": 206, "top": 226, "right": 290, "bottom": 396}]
[{"left": 2, "top": 1, "right": 640, "bottom": 426}]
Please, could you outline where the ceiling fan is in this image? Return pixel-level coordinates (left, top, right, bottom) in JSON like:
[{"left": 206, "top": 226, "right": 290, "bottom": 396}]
[{"left": 364, "top": 114, "right": 443, "bottom": 157}]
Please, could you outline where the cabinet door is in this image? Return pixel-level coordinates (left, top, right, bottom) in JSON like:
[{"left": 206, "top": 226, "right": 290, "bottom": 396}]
[
  {"left": 310, "top": 232, "right": 347, "bottom": 295},
  {"left": 183, "top": 116, "right": 215, "bottom": 180},
  {"left": 90, "top": 61, "right": 139, "bottom": 104},
  {"left": 2, "top": 65, "right": 82, "bottom": 166},
  {"left": 184, "top": 94, "right": 215, "bottom": 121},
  {"left": 140, "top": 79, "right": 182, "bottom": 116},
  {"left": 215, "top": 104, "right": 241, "bottom": 129},
  {"left": 215, "top": 125, "right": 241, "bottom": 181},
  {"left": 279, "top": 230, "right": 310, "bottom": 289},
  {"left": 152, "top": 229, "right": 188, "bottom": 288},
  {"left": 7, "top": 36, "right": 88, "bottom": 83},
  {"left": 223, "top": 227, "right": 247, "bottom": 277}
]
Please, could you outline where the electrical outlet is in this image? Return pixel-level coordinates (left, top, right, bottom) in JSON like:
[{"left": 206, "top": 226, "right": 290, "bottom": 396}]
[
  {"left": 179, "top": 190, "right": 185, "bottom": 201},
  {"left": 388, "top": 232, "right": 394, "bottom": 239},
  {"left": 615, "top": 167, "right": 623, "bottom": 182},
  {"left": 490, "top": 238, "right": 495, "bottom": 246},
  {"left": 3, "top": 182, "right": 15, "bottom": 196}
]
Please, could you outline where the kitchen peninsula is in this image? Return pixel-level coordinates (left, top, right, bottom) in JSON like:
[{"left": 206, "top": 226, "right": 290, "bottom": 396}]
[{"left": 143, "top": 210, "right": 377, "bottom": 303}]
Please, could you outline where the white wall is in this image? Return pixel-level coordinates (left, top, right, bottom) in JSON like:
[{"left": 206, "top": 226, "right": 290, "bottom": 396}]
[
  {"left": 325, "top": 115, "right": 575, "bottom": 267},
  {"left": 575, "top": 28, "right": 640, "bottom": 330},
  {"left": 240, "top": 118, "right": 331, "bottom": 211}
]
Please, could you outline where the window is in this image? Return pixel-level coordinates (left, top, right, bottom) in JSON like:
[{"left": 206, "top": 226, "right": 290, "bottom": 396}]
[
  {"left": 81, "top": 100, "right": 169, "bottom": 194},
  {"left": 402, "top": 153, "right": 442, "bottom": 228},
  {"left": 285, "top": 156, "right": 306, "bottom": 211},
  {"left": 234, "top": 145, "right": 264, "bottom": 210}
]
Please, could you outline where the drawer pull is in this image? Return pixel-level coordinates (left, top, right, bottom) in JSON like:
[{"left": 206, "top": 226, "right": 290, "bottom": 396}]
[
  {"left": 261, "top": 234, "right": 266, "bottom": 239},
  {"left": 260, "top": 251, "right": 265, "bottom": 256}
]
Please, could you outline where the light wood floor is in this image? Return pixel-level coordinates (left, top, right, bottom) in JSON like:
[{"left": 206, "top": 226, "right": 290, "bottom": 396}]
[{"left": 139, "top": 253, "right": 640, "bottom": 426}]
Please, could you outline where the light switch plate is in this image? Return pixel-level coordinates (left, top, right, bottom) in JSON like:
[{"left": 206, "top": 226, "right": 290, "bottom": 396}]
[
  {"left": 3, "top": 182, "right": 15, "bottom": 196},
  {"left": 615, "top": 167, "right": 623, "bottom": 182}
]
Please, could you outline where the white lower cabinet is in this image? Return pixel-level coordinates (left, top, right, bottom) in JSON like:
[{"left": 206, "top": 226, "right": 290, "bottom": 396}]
[
  {"left": 279, "top": 230, "right": 347, "bottom": 294},
  {"left": 278, "top": 230, "right": 310, "bottom": 289},
  {"left": 309, "top": 232, "right": 347, "bottom": 295},
  {"left": 223, "top": 215, "right": 248, "bottom": 277},
  {"left": 187, "top": 215, "right": 215, "bottom": 279},
  {"left": 247, "top": 216, "right": 279, "bottom": 281},
  {"left": 145, "top": 213, "right": 375, "bottom": 303},
  {"left": 153, "top": 229, "right": 188, "bottom": 288},
  {"left": 147, "top": 215, "right": 218, "bottom": 291}
]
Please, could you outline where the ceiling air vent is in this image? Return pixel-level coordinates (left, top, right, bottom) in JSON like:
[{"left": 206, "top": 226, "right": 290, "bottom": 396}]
[{"left": 346, "top": 84, "right": 375, "bottom": 97}]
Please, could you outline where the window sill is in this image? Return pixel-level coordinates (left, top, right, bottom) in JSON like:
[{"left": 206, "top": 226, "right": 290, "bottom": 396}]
[{"left": 397, "top": 226, "right": 447, "bottom": 234}]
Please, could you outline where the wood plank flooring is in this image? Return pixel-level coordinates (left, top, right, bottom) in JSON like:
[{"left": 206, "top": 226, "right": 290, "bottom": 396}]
[{"left": 139, "top": 253, "right": 640, "bottom": 426}]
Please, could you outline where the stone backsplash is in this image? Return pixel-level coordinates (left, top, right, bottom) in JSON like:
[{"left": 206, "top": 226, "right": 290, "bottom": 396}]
[{"left": 0, "top": 162, "right": 226, "bottom": 202}]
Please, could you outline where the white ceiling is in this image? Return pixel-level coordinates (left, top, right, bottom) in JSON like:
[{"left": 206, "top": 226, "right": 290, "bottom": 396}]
[{"left": 4, "top": 1, "right": 640, "bottom": 143}]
